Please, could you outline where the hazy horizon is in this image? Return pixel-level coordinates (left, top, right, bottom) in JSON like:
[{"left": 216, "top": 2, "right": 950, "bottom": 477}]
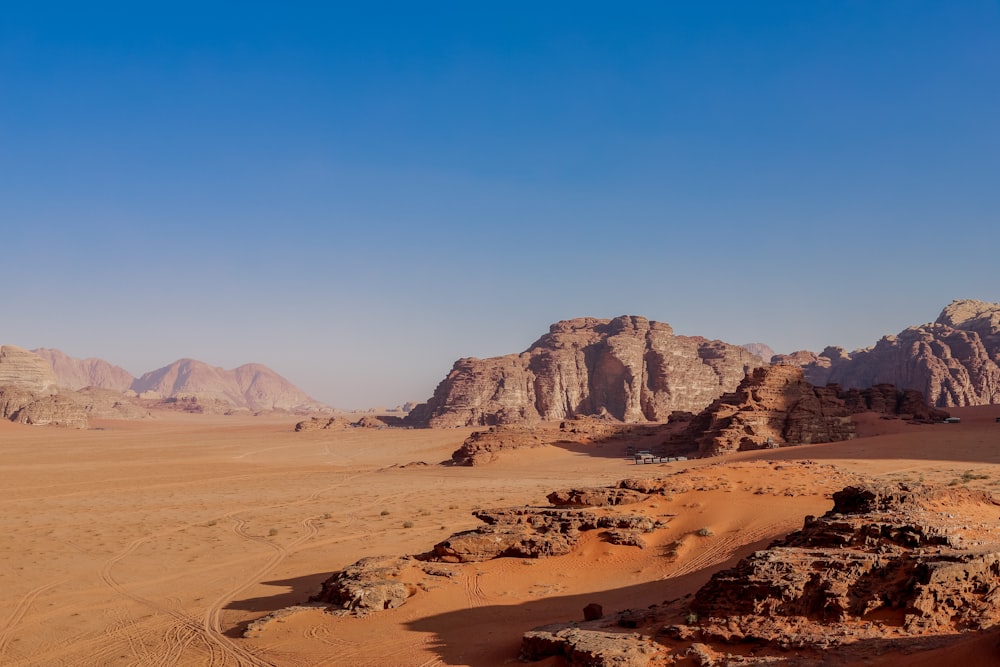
[{"left": 3, "top": 3, "right": 998, "bottom": 408}]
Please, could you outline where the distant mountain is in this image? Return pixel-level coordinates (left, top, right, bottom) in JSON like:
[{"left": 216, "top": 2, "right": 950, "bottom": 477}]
[
  {"left": 741, "top": 343, "right": 776, "bottom": 362},
  {"left": 4, "top": 347, "right": 327, "bottom": 414},
  {"left": 33, "top": 348, "right": 134, "bottom": 391},
  {"left": 131, "top": 358, "right": 325, "bottom": 412}
]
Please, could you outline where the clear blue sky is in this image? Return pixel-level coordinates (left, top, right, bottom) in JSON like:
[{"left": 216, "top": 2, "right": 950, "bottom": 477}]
[{"left": 3, "top": 2, "right": 998, "bottom": 408}]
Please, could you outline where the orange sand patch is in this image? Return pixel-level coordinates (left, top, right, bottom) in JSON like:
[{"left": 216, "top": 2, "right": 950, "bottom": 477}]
[{"left": 2, "top": 406, "right": 1000, "bottom": 665}]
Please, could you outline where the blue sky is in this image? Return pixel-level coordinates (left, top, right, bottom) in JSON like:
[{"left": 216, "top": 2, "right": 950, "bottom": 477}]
[{"left": 2, "top": 2, "right": 998, "bottom": 408}]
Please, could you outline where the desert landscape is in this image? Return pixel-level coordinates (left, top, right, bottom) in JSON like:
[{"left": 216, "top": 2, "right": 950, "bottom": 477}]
[
  {"left": 2, "top": 400, "right": 1000, "bottom": 665},
  {"left": 4, "top": 300, "right": 1000, "bottom": 665},
  {"left": 6, "top": 5, "right": 999, "bottom": 664}
]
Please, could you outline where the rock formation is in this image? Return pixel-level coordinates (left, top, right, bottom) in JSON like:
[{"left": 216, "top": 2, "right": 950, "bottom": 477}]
[
  {"left": 0, "top": 345, "right": 58, "bottom": 394},
  {"left": 691, "top": 482, "right": 1000, "bottom": 644},
  {"left": 782, "top": 299, "right": 1000, "bottom": 408},
  {"left": 132, "top": 359, "right": 325, "bottom": 412},
  {"left": 0, "top": 385, "right": 150, "bottom": 428},
  {"left": 407, "top": 316, "right": 766, "bottom": 428},
  {"left": 671, "top": 365, "right": 948, "bottom": 457},
  {"left": 450, "top": 425, "right": 549, "bottom": 465},
  {"left": 294, "top": 416, "right": 353, "bottom": 431},
  {"left": 32, "top": 348, "right": 134, "bottom": 391}
]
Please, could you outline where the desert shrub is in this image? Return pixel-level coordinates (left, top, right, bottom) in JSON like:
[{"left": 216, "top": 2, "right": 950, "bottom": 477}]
[
  {"left": 267, "top": 528, "right": 278, "bottom": 537},
  {"left": 402, "top": 521, "right": 414, "bottom": 529},
  {"left": 696, "top": 527, "right": 714, "bottom": 537},
  {"left": 380, "top": 510, "right": 390, "bottom": 516}
]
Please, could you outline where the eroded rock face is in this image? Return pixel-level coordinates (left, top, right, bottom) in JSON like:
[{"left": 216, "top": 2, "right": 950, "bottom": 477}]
[
  {"left": 0, "top": 386, "right": 150, "bottom": 427},
  {"left": 407, "top": 316, "right": 766, "bottom": 427},
  {"left": 0, "top": 346, "right": 58, "bottom": 394},
  {"left": 310, "top": 556, "right": 414, "bottom": 614},
  {"left": 692, "top": 482, "right": 1000, "bottom": 641},
  {"left": 450, "top": 425, "right": 548, "bottom": 465},
  {"left": 787, "top": 300, "right": 1000, "bottom": 408},
  {"left": 521, "top": 626, "right": 659, "bottom": 667},
  {"left": 294, "top": 416, "right": 353, "bottom": 431},
  {"left": 672, "top": 365, "right": 947, "bottom": 457},
  {"left": 430, "top": 507, "right": 666, "bottom": 563}
]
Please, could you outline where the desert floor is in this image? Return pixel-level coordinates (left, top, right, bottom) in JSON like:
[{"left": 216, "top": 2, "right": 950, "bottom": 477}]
[{"left": 2, "top": 406, "right": 1000, "bottom": 666}]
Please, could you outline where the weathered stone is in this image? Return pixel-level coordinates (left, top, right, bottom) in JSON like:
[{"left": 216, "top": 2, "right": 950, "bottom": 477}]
[
  {"left": 430, "top": 507, "right": 664, "bottom": 563},
  {"left": 295, "top": 416, "right": 352, "bottom": 431},
  {"left": 450, "top": 425, "right": 547, "bottom": 465},
  {"left": 547, "top": 487, "right": 649, "bottom": 507},
  {"left": 521, "top": 626, "right": 661, "bottom": 666},
  {"left": 692, "top": 482, "right": 1000, "bottom": 644},
  {"left": 788, "top": 299, "right": 1000, "bottom": 408},
  {"left": 672, "top": 365, "right": 946, "bottom": 457},
  {"left": 583, "top": 603, "right": 604, "bottom": 621},
  {"left": 0, "top": 346, "right": 58, "bottom": 394},
  {"left": 407, "top": 316, "right": 766, "bottom": 427},
  {"left": 310, "top": 556, "right": 413, "bottom": 614}
]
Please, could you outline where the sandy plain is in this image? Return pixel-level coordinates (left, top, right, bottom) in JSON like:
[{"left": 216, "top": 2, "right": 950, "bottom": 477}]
[{"left": 2, "top": 406, "right": 1000, "bottom": 666}]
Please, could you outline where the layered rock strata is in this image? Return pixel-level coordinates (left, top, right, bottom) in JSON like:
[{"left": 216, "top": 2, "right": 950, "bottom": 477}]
[
  {"left": 430, "top": 507, "right": 665, "bottom": 563},
  {"left": 780, "top": 299, "right": 1000, "bottom": 407},
  {"left": 691, "top": 482, "right": 1000, "bottom": 642},
  {"left": 407, "top": 316, "right": 765, "bottom": 427},
  {"left": 0, "top": 345, "right": 58, "bottom": 393},
  {"left": 671, "top": 365, "right": 947, "bottom": 457}
]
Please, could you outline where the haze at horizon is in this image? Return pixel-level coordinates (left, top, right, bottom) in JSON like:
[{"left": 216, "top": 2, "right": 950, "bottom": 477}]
[{"left": 2, "top": 2, "right": 998, "bottom": 408}]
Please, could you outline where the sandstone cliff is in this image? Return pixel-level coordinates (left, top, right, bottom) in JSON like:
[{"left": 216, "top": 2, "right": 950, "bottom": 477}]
[
  {"left": 407, "top": 316, "right": 766, "bottom": 427},
  {"left": 672, "top": 365, "right": 947, "bottom": 457},
  {"left": 782, "top": 299, "right": 1000, "bottom": 407},
  {"left": 32, "top": 348, "right": 134, "bottom": 391},
  {"left": 0, "top": 345, "right": 58, "bottom": 394}
]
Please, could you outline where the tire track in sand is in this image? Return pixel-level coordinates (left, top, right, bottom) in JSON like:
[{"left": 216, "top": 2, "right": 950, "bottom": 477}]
[
  {"left": 462, "top": 569, "right": 489, "bottom": 608},
  {"left": 99, "top": 529, "right": 270, "bottom": 667},
  {"left": 201, "top": 516, "right": 323, "bottom": 665},
  {"left": 0, "top": 580, "right": 64, "bottom": 661}
]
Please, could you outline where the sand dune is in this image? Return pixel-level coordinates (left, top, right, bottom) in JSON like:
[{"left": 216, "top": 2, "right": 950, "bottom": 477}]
[{"left": 2, "top": 406, "right": 1000, "bottom": 665}]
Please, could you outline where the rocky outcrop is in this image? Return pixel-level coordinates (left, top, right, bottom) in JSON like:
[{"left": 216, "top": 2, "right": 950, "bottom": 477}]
[
  {"left": 407, "top": 316, "right": 766, "bottom": 428},
  {"left": 671, "top": 365, "right": 947, "bottom": 457},
  {"left": 787, "top": 300, "right": 1000, "bottom": 408},
  {"left": 450, "top": 425, "right": 549, "bottom": 465},
  {"left": 6, "top": 393, "right": 89, "bottom": 428},
  {"left": 430, "top": 507, "right": 665, "bottom": 563},
  {"left": 32, "top": 348, "right": 134, "bottom": 391},
  {"left": 0, "top": 346, "right": 58, "bottom": 394},
  {"left": 310, "top": 556, "right": 415, "bottom": 614},
  {"left": 691, "top": 482, "right": 1000, "bottom": 644},
  {"left": 0, "top": 385, "right": 150, "bottom": 427},
  {"left": 521, "top": 626, "right": 660, "bottom": 666},
  {"left": 132, "top": 359, "right": 325, "bottom": 412},
  {"left": 546, "top": 487, "right": 650, "bottom": 508},
  {"left": 294, "top": 416, "right": 353, "bottom": 431}
]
